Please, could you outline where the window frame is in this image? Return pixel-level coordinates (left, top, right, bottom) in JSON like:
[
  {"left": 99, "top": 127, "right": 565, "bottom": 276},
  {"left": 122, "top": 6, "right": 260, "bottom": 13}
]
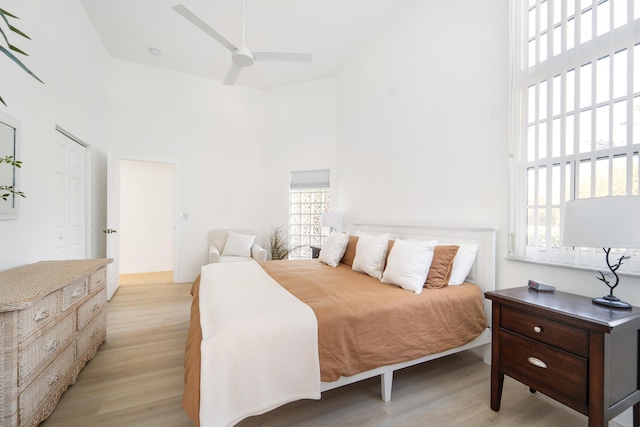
[
  {"left": 288, "top": 169, "right": 331, "bottom": 260},
  {"left": 288, "top": 187, "right": 330, "bottom": 259},
  {"left": 509, "top": 0, "right": 640, "bottom": 275}
]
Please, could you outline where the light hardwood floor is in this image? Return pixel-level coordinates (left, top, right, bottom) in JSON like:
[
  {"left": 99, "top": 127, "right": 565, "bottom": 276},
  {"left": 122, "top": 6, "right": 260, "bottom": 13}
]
[{"left": 40, "top": 272, "right": 617, "bottom": 426}]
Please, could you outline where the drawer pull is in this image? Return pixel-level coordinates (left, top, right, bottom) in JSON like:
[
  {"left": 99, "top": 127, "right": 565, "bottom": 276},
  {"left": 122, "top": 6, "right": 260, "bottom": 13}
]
[
  {"left": 90, "top": 329, "right": 98, "bottom": 338},
  {"left": 47, "top": 340, "right": 59, "bottom": 351},
  {"left": 48, "top": 374, "right": 60, "bottom": 386},
  {"left": 72, "top": 289, "right": 83, "bottom": 298},
  {"left": 533, "top": 326, "right": 542, "bottom": 333},
  {"left": 33, "top": 310, "right": 49, "bottom": 322},
  {"left": 91, "top": 304, "right": 100, "bottom": 313},
  {"left": 528, "top": 356, "right": 548, "bottom": 369}
]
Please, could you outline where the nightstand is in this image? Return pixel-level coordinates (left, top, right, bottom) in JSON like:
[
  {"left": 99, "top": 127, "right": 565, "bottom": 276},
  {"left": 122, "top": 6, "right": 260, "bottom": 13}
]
[
  {"left": 310, "top": 246, "right": 321, "bottom": 259},
  {"left": 485, "top": 287, "right": 640, "bottom": 427}
]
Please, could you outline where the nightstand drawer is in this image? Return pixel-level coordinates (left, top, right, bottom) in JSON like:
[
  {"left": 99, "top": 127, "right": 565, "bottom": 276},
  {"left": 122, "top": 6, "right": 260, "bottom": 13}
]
[
  {"left": 501, "top": 305, "right": 588, "bottom": 357},
  {"left": 500, "top": 330, "right": 587, "bottom": 407}
]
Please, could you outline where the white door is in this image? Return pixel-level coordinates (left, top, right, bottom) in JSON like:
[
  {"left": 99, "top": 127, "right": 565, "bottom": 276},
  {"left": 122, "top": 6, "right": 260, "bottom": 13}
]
[
  {"left": 54, "top": 130, "right": 87, "bottom": 259},
  {"left": 105, "top": 151, "right": 120, "bottom": 300}
]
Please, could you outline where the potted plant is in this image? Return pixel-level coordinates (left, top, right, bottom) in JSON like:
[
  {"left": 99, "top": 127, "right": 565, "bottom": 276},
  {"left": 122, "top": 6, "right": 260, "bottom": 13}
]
[{"left": 267, "top": 225, "right": 304, "bottom": 260}]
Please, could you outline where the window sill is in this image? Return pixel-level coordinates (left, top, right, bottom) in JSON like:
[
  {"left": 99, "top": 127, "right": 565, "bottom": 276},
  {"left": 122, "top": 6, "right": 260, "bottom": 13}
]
[{"left": 505, "top": 256, "right": 640, "bottom": 278}]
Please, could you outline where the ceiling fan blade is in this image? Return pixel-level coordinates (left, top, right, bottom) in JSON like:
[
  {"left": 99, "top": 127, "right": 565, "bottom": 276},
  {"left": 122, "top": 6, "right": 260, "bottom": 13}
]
[
  {"left": 253, "top": 52, "right": 313, "bottom": 63},
  {"left": 223, "top": 63, "right": 243, "bottom": 86},
  {"left": 173, "top": 4, "right": 238, "bottom": 52}
]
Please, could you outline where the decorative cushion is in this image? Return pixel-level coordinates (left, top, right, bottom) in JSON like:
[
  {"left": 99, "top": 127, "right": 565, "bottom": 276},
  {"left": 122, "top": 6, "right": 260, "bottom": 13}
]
[
  {"left": 448, "top": 244, "right": 479, "bottom": 285},
  {"left": 319, "top": 232, "right": 350, "bottom": 267},
  {"left": 381, "top": 239, "right": 437, "bottom": 293},
  {"left": 340, "top": 235, "right": 359, "bottom": 266},
  {"left": 351, "top": 231, "right": 390, "bottom": 279},
  {"left": 424, "top": 245, "right": 459, "bottom": 289},
  {"left": 221, "top": 231, "right": 256, "bottom": 257},
  {"left": 385, "top": 239, "right": 395, "bottom": 265}
]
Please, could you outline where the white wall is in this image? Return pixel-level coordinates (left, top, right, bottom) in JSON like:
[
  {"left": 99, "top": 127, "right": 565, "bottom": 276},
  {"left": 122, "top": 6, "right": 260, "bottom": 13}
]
[
  {"left": 119, "top": 160, "right": 175, "bottom": 274},
  {"left": 109, "top": 59, "right": 264, "bottom": 282},
  {"left": 262, "top": 78, "right": 338, "bottom": 237},
  {"left": 336, "top": 0, "right": 640, "bottom": 298},
  {"left": 337, "top": 1, "right": 508, "bottom": 227},
  {"left": 0, "top": 0, "right": 110, "bottom": 270}
]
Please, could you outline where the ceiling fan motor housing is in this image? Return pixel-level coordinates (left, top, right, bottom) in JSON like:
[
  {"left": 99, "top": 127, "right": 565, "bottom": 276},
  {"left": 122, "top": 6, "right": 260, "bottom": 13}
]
[{"left": 232, "top": 46, "right": 254, "bottom": 66}]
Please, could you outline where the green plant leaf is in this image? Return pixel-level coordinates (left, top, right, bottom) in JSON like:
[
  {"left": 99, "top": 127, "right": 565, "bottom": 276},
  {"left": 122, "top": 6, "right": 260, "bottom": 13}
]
[
  {"left": 0, "top": 45, "right": 43, "bottom": 83},
  {"left": 8, "top": 25, "right": 30, "bottom": 40},
  {"left": 0, "top": 9, "right": 19, "bottom": 19},
  {"left": 9, "top": 44, "right": 27, "bottom": 56},
  {"left": 0, "top": 8, "right": 42, "bottom": 108}
]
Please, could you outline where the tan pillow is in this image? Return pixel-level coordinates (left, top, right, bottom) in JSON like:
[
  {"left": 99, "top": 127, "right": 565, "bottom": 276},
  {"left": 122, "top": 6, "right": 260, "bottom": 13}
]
[
  {"left": 385, "top": 240, "right": 395, "bottom": 265},
  {"left": 341, "top": 236, "right": 395, "bottom": 268},
  {"left": 424, "top": 245, "right": 459, "bottom": 289},
  {"left": 340, "top": 235, "right": 359, "bottom": 266}
]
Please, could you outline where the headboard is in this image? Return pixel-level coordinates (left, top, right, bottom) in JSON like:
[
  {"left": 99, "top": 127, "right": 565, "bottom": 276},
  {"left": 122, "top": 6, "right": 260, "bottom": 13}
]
[{"left": 351, "top": 223, "right": 497, "bottom": 326}]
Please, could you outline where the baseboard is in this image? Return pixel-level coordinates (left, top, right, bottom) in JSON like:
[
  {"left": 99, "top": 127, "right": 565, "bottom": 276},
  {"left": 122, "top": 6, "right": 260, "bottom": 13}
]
[{"left": 119, "top": 264, "right": 173, "bottom": 274}]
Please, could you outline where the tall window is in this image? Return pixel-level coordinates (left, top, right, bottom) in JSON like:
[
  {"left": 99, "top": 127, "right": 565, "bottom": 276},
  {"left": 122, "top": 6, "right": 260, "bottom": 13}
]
[
  {"left": 510, "top": 0, "right": 640, "bottom": 273},
  {"left": 289, "top": 169, "right": 330, "bottom": 259}
]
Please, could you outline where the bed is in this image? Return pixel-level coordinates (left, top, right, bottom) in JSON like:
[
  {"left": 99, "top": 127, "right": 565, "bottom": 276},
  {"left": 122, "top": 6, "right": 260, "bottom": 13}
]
[{"left": 182, "top": 224, "right": 497, "bottom": 427}]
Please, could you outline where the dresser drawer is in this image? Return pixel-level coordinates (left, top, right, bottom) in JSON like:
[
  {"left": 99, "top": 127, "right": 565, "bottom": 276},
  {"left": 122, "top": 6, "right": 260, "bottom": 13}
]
[
  {"left": 501, "top": 305, "right": 588, "bottom": 357},
  {"left": 19, "top": 341, "right": 75, "bottom": 420},
  {"left": 88, "top": 266, "right": 106, "bottom": 293},
  {"left": 18, "top": 292, "right": 61, "bottom": 343},
  {"left": 78, "top": 289, "right": 106, "bottom": 330},
  {"left": 62, "top": 279, "right": 87, "bottom": 311},
  {"left": 77, "top": 308, "right": 106, "bottom": 358},
  {"left": 499, "top": 329, "right": 587, "bottom": 407},
  {"left": 18, "top": 312, "right": 75, "bottom": 387}
]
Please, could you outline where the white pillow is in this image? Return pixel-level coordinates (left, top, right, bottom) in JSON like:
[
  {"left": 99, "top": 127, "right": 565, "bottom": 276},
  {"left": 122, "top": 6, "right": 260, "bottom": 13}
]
[
  {"left": 381, "top": 239, "right": 438, "bottom": 293},
  {"left": 221, "top": 231, "right": 255, "bottom": 257},
  {"left": 448, "top": 244, "right": 479, "bottom": 285},
  {"left": 318, "top": 232, "right": 350, "bottom": 267},
  {"left": 351, "top": 231, "right": 390, "bottom": 279}
]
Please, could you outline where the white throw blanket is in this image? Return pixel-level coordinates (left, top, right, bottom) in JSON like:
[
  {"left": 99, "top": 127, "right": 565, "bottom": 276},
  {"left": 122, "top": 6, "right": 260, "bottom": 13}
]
[{"left": 199, "top": 261, "right": 320, "bottom": 427}]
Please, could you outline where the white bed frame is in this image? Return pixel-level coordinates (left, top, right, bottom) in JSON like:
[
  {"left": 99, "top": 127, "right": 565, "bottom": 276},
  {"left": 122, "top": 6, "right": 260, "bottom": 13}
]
[{"left": 320, "top": 223, "right": 497, "bottom": 401}]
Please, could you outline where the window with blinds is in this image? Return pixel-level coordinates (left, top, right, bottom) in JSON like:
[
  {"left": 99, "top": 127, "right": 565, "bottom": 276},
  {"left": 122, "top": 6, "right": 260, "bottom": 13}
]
[
  {"left": 510, "top": 0, "right": 640, "bottom": 273},
  {"left": 289, "top": 169, "right": 330, "bottom": 259}
]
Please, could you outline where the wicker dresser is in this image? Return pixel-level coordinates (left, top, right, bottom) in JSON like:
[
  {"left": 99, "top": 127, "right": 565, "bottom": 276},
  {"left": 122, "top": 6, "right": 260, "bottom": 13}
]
[{"left": 0, "top": 259, "right": 112, "bottom": 427}]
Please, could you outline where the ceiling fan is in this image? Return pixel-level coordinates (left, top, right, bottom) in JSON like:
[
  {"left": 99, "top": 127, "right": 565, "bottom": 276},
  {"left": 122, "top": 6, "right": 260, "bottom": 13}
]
[{"left": 173, "top": 2, "right": 313, "bottom": 86}]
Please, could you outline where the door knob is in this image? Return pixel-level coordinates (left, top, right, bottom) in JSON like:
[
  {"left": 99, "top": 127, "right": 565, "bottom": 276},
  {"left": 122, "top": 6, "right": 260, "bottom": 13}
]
[{"left": 102, "top": 229, "right": 118, "bottom": 234}]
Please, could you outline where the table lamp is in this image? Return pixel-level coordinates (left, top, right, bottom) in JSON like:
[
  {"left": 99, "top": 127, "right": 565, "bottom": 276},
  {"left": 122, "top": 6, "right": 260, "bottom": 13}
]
[
  {"left": 321, "top": 211, "right": 343, "bottom": 232},
  {"left": 562, "top": 195, "right": 640, "bottom": 309}
]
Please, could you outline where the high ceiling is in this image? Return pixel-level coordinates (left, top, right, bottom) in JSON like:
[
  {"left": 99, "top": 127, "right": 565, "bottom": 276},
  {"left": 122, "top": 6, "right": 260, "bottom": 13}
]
[{"left": 79, "top": 0, "right": 414, "bottom": 89}]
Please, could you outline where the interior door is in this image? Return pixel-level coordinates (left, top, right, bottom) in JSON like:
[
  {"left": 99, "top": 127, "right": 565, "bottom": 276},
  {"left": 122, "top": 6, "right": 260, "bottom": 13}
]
[
  {"left": 105, "top": 151, "right": 120, "bottom": 300},
  {"left": 53, "top": 130, "right": 88, "bottom": 259}
]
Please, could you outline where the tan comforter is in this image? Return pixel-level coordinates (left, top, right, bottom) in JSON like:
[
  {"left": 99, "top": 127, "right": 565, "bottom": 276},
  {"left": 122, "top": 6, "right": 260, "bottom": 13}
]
[{"left": 182, "top": 260, "right": 486, "bottom": 426}]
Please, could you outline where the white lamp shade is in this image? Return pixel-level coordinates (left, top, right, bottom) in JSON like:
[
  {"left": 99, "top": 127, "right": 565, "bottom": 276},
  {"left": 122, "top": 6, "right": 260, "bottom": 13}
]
[
  {"left": 321, "top": 211, "right": 343, "bottom": 229},
  {"left": 562, "top": 196, "right": 640, "bottom": 248}
]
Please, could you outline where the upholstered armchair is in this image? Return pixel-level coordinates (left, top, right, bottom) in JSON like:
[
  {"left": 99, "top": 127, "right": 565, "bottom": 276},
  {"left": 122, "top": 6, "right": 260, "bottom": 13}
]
[{"left": 208, "top": 229, "right": 267, "bottom": 263}]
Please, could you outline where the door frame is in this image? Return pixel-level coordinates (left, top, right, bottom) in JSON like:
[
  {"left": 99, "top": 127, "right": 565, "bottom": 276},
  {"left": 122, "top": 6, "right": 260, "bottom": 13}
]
[{"left": 106, "top": 151, "right": 180, "bottom": 295}]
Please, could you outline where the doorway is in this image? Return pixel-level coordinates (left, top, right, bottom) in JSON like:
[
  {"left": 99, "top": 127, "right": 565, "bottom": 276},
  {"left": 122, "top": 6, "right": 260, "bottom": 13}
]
[{"left": 119, "top": 160, "right": 175, "bottom": 275}]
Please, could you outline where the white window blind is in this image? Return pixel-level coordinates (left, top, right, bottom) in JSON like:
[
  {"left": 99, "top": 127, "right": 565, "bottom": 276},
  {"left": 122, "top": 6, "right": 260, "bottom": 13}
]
[
  {"left": 509, "top": 0, "right": 640, "bottom": 274},
  {"left": 289, "top": 169, "right": 330, "bottom": 259},
  {"left": 289, "top": 169, "right": 330, "bottom": 190}
]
